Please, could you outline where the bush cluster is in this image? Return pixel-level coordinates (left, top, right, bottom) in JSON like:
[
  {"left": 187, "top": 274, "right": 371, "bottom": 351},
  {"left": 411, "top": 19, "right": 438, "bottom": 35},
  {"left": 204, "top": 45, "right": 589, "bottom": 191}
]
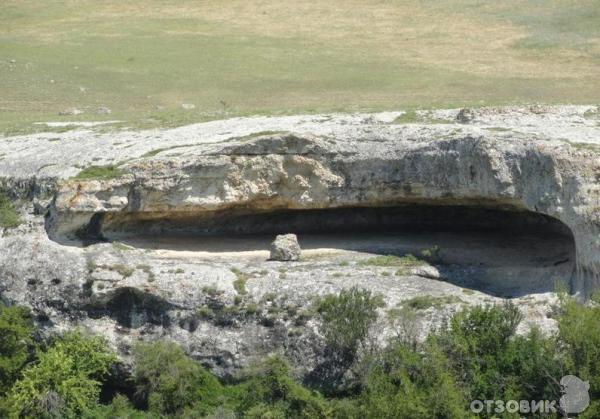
[{"left": 1, "top": 291, "right": 599, "bottom": 418}]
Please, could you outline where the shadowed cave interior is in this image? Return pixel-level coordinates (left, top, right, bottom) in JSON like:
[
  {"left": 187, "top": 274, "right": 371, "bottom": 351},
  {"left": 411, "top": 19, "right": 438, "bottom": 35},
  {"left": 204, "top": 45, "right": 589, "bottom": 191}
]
[{"left": 75, "top": 204, "right": 576, "bottom": 297}]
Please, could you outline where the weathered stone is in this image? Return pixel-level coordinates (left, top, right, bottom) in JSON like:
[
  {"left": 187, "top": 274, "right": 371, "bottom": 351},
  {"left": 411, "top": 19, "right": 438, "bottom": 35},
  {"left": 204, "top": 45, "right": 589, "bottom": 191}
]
[
  {"left": 456, "top": 107, "right": 475, "bottom": 123},
  {"left": 270, "top": 234, "right": 301, "bottom": 261},
  {"left": 0, "top": 105, "right": 598, "bottom": 377}
]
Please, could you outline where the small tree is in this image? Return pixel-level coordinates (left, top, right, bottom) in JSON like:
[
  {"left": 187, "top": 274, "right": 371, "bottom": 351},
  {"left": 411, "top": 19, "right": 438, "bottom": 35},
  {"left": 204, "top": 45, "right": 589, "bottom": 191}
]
[
  {"left": 236, "top": 356, "right": 331, "bottom": 419},
  {"left": 316, "top": 287, "right": 385, "bottom": 363},
  {"left": 132, "top": 341, "right": 224, "bottom": 416},
  {"left": 360, "top": 339, "right": 468, "bottom": 419},
  {"left": 434, "top": 301, "right": 562, "bottom": 408},
  {"left": 5, "top": 331, "right": 116, "bottom": 418}
]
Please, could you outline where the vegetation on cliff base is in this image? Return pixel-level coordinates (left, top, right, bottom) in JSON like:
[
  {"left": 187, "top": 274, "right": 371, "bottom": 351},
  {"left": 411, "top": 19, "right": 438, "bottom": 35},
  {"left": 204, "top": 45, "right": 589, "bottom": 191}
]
[
  {"left": 1, "top": 291, "right": 600, "bottom": 418},
  {"left": 0, "top": 194, "right": 21, "bottom": 228},
  {"left": 71, "top": 165, "right": 124, "bottom": 181}
]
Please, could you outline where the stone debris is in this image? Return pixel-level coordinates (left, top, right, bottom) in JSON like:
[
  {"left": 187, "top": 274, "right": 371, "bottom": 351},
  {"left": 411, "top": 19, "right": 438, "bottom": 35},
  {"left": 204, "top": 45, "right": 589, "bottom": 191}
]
[
  {"left": 411, "top": 265, "right": 441, "bottom": 279},
  {"left": 456, "top": 108, "right": 475, "bottom": 123},
  {"left": 58, "top": 107, "right": 83, "bottom": 116}
]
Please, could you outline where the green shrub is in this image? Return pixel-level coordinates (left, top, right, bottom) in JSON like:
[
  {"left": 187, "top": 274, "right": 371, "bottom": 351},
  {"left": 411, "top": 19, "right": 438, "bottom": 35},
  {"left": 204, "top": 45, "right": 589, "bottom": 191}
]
[
  {"left": 358, "top": 254, "right": 425, "bottom": 268},
  {"left": 399, "top": 295, "right": 462, "bottom": 311},
  {"left": 3, "top": 292, "right": 600, "bottom": 418},
  {"left": 132, "top": 341, "right": 225, "bottom": 416},
  {"left": 0, "top": 194, "right": 21, "bottom": 228},
  {"left": 5, "top": 331, "right": 117, "bottom": 418},
  {"left": 392, "top": 110, "right": 419, "bottom": 124},
  {"left": 434, "top": 302, "right": 561, "bottom": 406},
  {"left": 316, "top": 287, "right": 384, "bottom": 362},
  {"left": 360, "top": 340, "right": 467, "bottom": 418},
  {"left": 419, "top": 245, "right": 442, "bottom": 263},
  {"left": 235, "top": 356, "right": 331, "bottom": 418},
  {"left": 557, "top": 292, "right": 600, "bottom": 416},
  {"left": 72, "top": 165, "right": 124, "bottom": 181},
  {"left": 231, "top": 268, "right": 248, "bottom": 295},
  {"left": 0, "top": 304, "right": 35, "bottom": 396},
  {"left": 83, "top": 394, "right": 148, "bottom": 419},
  {"left": 111, "top": 264, "right": 135, "bottom": 278}
]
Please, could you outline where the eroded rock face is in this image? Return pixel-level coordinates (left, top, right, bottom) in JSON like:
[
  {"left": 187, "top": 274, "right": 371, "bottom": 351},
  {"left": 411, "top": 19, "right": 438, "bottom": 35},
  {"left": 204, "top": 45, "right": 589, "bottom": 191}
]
[
  {"left": 37, "top": 108, "right": 599, "bottom": 297},
  {"left": 0, "top": 106, "right": 598, "bottom": 376}
]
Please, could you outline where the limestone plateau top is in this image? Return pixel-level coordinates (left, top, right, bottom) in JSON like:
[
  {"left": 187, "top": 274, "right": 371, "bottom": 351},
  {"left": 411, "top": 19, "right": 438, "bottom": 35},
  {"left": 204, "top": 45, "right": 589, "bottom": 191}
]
[{"left": 1, "top": 105, "right": 599, "bottom": 297}]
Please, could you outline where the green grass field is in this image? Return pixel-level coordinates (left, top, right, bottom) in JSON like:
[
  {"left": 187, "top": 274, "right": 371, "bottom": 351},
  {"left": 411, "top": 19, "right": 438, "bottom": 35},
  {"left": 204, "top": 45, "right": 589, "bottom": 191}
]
[{"left": 1, "top": 0, "right": 599, "bottom": 135}]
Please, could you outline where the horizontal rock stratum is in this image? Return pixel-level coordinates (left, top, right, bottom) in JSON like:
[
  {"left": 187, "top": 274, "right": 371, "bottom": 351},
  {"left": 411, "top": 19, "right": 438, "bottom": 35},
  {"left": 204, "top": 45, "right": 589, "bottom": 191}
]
[{"left": 0, "top": 106, "right": 598, "bottom": 374}]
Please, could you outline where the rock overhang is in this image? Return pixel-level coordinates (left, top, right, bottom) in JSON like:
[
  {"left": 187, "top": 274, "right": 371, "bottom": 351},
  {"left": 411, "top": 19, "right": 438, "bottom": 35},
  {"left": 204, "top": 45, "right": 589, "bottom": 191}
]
[
  {"left": 0, "top": 106, "right": 599, "bottom": 375},
  {"left": 1, "top": 106, "right": 599, "bottom": 298}
]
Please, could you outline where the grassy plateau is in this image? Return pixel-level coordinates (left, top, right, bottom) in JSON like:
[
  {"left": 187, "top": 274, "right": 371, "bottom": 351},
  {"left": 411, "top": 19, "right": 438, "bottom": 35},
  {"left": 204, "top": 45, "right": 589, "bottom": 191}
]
[{"left": 1, "top": 0, "right": 599, "bottom": 135}]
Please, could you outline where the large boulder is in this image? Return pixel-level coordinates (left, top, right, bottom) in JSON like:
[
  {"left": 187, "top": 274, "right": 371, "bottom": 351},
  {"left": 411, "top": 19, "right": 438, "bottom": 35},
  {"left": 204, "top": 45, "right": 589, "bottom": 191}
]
[{"left": 270, "top": 234, "right": 301, "bottom": 261}]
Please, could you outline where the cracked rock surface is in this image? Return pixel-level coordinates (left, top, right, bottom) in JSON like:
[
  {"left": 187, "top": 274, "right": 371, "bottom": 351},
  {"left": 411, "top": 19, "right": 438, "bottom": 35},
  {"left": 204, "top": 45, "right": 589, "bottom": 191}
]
[{"left": 0, "top": 105, "right": 598, "bottom": 377}]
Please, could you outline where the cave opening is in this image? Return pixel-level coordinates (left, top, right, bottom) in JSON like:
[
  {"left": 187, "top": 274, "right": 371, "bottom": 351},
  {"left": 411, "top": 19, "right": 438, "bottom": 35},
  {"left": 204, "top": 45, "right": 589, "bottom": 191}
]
[{"left": 76, "top": 204, "right": 576, "bottom": 297}]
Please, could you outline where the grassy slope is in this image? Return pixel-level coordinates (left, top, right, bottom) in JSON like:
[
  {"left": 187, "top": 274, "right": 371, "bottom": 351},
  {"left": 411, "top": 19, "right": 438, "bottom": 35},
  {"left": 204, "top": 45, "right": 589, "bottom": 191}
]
[{"left": 0, "top": 0, "right": 599, "bottom": 134}]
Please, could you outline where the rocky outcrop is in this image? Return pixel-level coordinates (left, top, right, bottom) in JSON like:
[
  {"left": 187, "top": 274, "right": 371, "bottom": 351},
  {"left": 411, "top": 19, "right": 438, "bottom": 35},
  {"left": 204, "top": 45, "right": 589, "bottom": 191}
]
[
  {"left": 0, "top": 105, "right": 598, "bottom": 376},
  {"left": 35, "top": 108, "right": 599, "bottom": 297}
]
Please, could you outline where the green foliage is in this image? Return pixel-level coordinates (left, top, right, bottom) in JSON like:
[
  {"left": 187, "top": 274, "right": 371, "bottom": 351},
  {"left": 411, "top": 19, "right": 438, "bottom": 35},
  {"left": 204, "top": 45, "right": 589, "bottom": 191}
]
[
  {"left": 83, "top": 394, "right": 150, "bottom": 419},
  {"left": 0, "top": 304, "right": 35, "bottom": 396},
  {"left": 71, "top": 165, "right": 124, "bottom": 181},
  {"left": 111, "top": 264, "right": 135, "bottom": 278},
  {"left": 361, "top": 340, "right": 468, "bottom": 418},
  {"left": 316, "top": 287, "right": 385, "bottom": 360},
  {"left": 0, "top": 194, "right": 21, "bottom": 228},
  {"left": 419, "top": 245, "right": 442, "bottom": 263},
  {"left": 2, "top": 0, "right": 600, "bottom": 136},
  {"left": 358, "top": 254, "right": 426, "bottom": 268},
  {"left": 399, "top": 295, "right": 462, "bottom": 311},
  {"left": 434, "top": 302, "right": 560, "bottom": 406},
  {"left": 235, "top": 356, "right": 331, "bottom": 418},
  {"left": 132, "top": 341, "right": 225, "bottom": 416},
  {"left": 557, "top": 292, "right": 600, "bottom": 416},
  {"left": 231, "top": 268, "right": 249, "bottom": 295},
  {"left": 5, "top": 331, "right": 117, "bottom": 419},
  {"left": 3, "top": 293, "right": 600, "bottom": 417},
  {"left": 392, "top": 110, "right": 419, "bottom": 124}
]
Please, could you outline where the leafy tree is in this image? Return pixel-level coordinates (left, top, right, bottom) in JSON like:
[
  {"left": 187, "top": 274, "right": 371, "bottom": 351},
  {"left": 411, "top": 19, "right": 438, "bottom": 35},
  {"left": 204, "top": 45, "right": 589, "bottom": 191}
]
[
  {"left": 360, "top": 339, "right": 468, "bottom": 418},
  {"left": 433, "top": 302, "right": 563, "bottom": 418},
  {"left": 2, "top": 294, "right": 600, "bottom": 418},
  {"left": 235, "top": 356, "right": 331, "bottom": 418},
  {"left": 436, "top": 302, "right": 521, "bottom": 398},
  {"left": 132, "top": 341, "right": 225, "bottom": 416},
  {"left": 557, "top": 292, "right": 600, "bottom": 417},
  {"left": 5, "top": 331, "right": 117, "bottom": 418},
  {"left": 0, "top": 304, "right": 35, "bottom": 396}
]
